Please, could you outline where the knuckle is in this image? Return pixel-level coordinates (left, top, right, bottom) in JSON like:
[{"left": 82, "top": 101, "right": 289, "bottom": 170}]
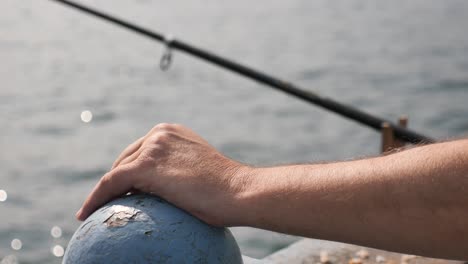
[
  {"left": 100, "top": 172, "right": 114, "bottom": 186},
  {"left": 171, "top": 123, "right": 184, "bottom": 129},
  {"left": 149, "top": 131, "right": 173, "bottom": 144},
  {"left": 153, "top": 123, "right": 175, "bottom": 132}
]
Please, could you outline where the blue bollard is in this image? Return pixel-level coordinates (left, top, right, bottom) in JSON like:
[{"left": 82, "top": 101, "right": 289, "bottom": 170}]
[{"left": 63, "top": 194, "right": 243, "bottom": 264}]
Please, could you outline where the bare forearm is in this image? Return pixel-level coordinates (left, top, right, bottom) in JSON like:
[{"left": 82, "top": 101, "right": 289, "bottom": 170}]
[{"left": 237, "top": 140, "right": 468, "bottom": 259}]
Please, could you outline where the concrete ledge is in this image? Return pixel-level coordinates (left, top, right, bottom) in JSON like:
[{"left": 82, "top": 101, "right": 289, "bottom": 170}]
[{"left": 244, "top": 239, "right": 465, "bottom": 264}]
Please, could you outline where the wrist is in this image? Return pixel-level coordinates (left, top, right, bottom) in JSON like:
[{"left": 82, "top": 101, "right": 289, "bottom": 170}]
[{"left": 226, "top": 165, "right": 264, "bottom": 227}]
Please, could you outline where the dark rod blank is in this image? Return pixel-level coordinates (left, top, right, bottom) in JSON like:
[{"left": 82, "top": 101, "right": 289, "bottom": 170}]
[{"left": 48, "top": 0, "right": 435, "bottom": 144}]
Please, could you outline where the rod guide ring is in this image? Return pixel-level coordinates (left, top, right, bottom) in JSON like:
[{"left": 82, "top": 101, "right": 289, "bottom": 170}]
[{"left": 160, "top": 34, "right": 174, "bottom": 71}]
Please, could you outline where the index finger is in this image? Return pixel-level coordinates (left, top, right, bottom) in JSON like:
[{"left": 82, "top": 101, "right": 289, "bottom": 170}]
[
  {"left": 76, "top": 164, "right": 137, "bottom": 221},
  {"left": 111, "top": 136, "right": 145, "bottom": 170}
]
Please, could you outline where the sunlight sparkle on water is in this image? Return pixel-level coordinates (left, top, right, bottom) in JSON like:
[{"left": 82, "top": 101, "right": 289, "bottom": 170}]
[
  {"left": 0, "top": 189, "right": 7, "bottom": 202},
  {"left": 51, "top": 226, "right": 62, "bottom": 238},
  {"left": 80, "top": 110, "right": 93, "bottom": 123},
  {"left": 52, "top": 245, "right": 65, "bottom": 257},
  {"left": 11, "top": 239, "right": 22, "bottom": 251}
]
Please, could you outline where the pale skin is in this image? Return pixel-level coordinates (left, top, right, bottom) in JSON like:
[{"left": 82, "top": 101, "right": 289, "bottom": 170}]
[{"left": 76, "top": 123, "right": 468, "bottom": 260}]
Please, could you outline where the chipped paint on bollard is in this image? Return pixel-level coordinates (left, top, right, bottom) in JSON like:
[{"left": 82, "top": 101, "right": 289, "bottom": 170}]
[{"left": 63, "top": 194, "right": 243, "bottom": 264}]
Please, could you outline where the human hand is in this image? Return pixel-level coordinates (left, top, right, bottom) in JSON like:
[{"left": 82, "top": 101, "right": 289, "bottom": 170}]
[{"left": 75, "top": 123, "right": 252, "bottom": 226}]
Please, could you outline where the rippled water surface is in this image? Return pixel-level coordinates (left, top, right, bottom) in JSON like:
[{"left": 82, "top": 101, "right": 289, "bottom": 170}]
[{"left": 1, "top": 0, "right": 468, "bottom": 262}]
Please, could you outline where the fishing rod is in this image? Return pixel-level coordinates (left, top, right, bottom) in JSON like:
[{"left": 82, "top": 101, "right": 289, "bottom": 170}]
[{"left": 48, "top": 0, "right": 435, "bottom": 144}]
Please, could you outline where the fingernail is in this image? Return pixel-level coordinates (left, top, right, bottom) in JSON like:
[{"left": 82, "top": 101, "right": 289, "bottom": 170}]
[{"left": 75, "top": 208, "right": 83, "bottom": 220}]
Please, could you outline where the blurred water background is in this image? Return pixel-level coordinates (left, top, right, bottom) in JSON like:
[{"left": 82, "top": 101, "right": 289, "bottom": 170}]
[{"left": 1, "top": 0, "right": 468, "bottom": 263}]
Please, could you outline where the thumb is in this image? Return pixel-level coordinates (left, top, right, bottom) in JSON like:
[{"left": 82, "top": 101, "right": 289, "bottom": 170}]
[{"left": 76, "top": 163, "right": 139, "bottom": 221}]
